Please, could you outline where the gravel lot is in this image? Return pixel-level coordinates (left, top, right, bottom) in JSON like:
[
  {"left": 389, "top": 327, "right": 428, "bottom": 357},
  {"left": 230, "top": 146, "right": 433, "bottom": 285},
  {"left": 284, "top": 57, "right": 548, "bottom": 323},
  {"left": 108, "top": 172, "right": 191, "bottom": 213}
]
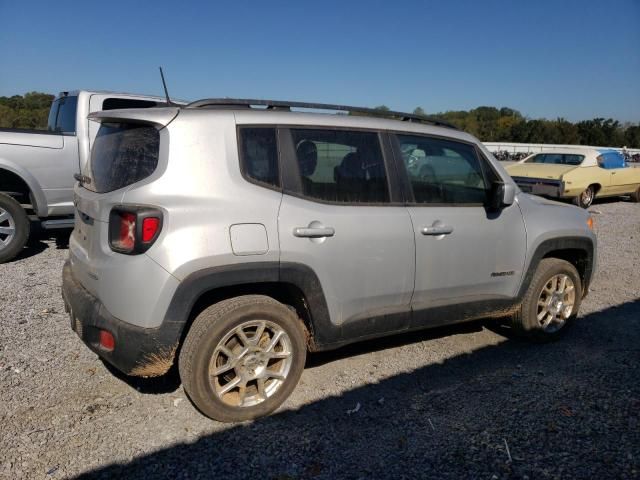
[{"left": 1, "top": 199, "right": 639, "bottom": 479}]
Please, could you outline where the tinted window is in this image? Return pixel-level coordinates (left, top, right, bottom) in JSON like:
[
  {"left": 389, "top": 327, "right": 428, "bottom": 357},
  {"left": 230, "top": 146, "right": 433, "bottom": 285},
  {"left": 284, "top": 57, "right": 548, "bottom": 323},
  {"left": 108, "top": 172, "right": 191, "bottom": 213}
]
[
  {"left": 397, "top": 135, "right": 489, "bottom": 204},
  {"left": 46, "top": 101, "right": 59, "bottom": 132},
  {"left": 525, "top": 153, "right": 584, "bottom": 165},
  {"left": 88, "top": 122, "right": 160, "bottom": 193},
  {"left": 290, "top": 129, "right": 389, "bottom": 203},
  {"left": 47, "top": 96, "right": 78, "bottom": 133},
  {"left": 239, "top": 128, "right": 279, "bottom": 187},
  {"left": 102, "top": 98, "right": 160, "bottom": 110}
]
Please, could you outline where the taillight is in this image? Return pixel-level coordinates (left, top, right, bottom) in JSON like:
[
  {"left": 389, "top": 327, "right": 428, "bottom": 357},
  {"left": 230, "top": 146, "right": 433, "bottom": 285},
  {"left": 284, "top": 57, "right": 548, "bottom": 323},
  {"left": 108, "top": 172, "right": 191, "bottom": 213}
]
[
  {"left": 142, "top": 217, "right": 160, "bottom": 242},
  {"left": 109, "top": 206, "right": 163, "bottom": 254},
  {"left": 116, "top": 212, "right": 136, "bottom": 251}
]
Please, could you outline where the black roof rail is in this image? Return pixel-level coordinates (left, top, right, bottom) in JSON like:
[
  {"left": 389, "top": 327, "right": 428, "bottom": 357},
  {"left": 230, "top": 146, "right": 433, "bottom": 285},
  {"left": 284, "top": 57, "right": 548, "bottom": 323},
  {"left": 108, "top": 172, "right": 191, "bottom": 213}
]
[{"left": 185, "top": 98, "right": 458, "bottom": 129}]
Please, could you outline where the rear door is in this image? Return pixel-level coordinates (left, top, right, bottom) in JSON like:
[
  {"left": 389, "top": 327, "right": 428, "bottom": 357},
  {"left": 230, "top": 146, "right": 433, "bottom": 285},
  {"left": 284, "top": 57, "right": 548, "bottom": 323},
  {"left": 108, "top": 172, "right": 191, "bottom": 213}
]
[
  {"left": 277, "top": 127, "right": 415, "bottom": 339},
  {"left": 391, "top": 133, "right": 526, "bottom": 325}
]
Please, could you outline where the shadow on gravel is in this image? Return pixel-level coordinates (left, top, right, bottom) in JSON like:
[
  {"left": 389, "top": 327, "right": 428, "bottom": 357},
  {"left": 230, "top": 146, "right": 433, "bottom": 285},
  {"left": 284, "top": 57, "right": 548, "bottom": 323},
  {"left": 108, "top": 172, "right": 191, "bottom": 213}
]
[
  {"left": 9, "top": 227, "right": 71, "bottom": 262},
  {"left": 101, "top": 360, "right": 182, "bottom": 394},
  {"left": 78, "top": 300, "right": 640, "bottom": 480}
]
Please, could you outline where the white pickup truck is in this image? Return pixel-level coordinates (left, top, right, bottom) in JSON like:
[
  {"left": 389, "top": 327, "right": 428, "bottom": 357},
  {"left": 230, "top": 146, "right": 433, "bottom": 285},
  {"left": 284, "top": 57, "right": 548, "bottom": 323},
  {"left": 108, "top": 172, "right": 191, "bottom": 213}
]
[{"left": 0, "top": 90, "right": 175, "bottom": 262}]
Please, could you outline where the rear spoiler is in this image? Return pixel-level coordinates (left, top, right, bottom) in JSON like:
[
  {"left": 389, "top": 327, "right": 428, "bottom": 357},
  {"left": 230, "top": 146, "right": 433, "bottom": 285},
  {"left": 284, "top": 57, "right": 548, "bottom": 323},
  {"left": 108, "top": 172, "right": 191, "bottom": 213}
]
[{"left": 88, "top": 107, "right": 180, "bottom": 128}]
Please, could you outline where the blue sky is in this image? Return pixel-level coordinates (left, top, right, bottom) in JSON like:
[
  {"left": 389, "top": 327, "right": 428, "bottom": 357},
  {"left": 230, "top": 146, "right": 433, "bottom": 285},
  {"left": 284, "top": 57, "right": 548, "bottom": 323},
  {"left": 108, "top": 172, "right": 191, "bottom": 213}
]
[{"left": 1, "top": 0, "right": 639, "bottom": 121}]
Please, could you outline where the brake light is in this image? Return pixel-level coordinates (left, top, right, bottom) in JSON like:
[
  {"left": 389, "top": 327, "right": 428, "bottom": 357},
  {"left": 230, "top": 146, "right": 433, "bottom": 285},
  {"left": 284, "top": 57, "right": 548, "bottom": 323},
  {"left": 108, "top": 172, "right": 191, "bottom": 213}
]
[
  {"left": 142, "top": 217, "right": 160, "bottom": 242},
  {"left": 109, "top": 206, "right": 163, "bottom": 254}
]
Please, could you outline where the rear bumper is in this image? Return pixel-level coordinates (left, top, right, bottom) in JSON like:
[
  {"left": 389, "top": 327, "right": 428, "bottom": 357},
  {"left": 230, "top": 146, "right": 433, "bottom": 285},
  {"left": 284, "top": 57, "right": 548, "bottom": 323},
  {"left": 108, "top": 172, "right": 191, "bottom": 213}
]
[
  {"left": 62, "top": 260, "right": 181, "bottom": 377},
  {"left": 512, "top": 177, "right": 564, "bottom": 197}
]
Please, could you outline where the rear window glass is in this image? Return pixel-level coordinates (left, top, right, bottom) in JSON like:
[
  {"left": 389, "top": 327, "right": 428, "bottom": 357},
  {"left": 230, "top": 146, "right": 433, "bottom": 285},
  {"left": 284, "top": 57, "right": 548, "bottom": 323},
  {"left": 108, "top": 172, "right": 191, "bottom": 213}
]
[
  {"left": 88, "top": 122, "right": 160, "bottom": 193},
  {"left": 47, "top": 96, "right": 78, "bottom": 133},
  {"left": 525, "top": 153, "right": 584, "bottom": 165}
]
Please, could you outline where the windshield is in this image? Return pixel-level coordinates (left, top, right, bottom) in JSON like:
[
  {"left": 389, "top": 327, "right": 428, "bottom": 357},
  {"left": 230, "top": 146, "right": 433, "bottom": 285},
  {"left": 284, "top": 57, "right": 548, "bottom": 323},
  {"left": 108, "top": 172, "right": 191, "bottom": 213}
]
[{"left": 525, "top": 153, "right": 584, "bottom": 166}]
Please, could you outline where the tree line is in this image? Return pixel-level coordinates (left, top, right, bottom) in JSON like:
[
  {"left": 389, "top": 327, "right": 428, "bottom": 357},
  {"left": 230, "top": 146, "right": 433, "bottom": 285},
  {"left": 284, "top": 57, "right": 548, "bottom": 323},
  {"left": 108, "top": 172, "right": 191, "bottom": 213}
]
[
  {"left": 367, "top": 105, "right": 640, "bottom": 148},
  {"left": 0, "top": 92, "right": 54, "bottom": 130},
  {"left": 1, "top": 92, "right": 639, "bottom": 148}
]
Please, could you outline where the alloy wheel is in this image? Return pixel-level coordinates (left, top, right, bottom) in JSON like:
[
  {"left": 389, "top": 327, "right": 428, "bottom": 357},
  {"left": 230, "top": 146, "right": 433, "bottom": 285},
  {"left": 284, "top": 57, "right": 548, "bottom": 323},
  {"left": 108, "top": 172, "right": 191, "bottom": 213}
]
[
  {"left": 536, "top": 274, "right": 576, "bottom": 333},
  {"left": 0, "top": 207, "right": 16, "bottom": 251},
  {"left": 209, "top": 320, "right": 293, "bottom": 408}
]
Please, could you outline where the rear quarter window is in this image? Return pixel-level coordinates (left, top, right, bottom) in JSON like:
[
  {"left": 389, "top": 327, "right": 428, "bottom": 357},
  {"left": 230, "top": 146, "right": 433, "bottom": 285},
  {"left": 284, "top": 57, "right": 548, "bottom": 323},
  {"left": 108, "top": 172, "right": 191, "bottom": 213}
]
[{"left": 88, "top": 122, "right": 160, "bottom": 193}]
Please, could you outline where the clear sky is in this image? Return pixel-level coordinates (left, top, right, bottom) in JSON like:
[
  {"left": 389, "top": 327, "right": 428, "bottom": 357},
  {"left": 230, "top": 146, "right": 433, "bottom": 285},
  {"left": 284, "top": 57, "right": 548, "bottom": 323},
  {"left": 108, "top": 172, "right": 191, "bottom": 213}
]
[{"left": 1, "top": 0, "right": 638, "bottom": 122}]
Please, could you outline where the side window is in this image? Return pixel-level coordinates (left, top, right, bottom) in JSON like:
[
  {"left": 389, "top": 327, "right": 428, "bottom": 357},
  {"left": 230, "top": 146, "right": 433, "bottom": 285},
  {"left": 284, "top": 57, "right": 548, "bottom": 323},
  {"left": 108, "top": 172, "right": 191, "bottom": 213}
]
[
  {"left": 397, "top": 134, "right": 489, "bottom": 204},
  {"left": 290, "top": 129, "right": 389, "bottom": 203},
  {"left": 597, "top": 151, "right": 626, "bottom": 169},
  {"left": 238, "top": 127, "right": 280, "bottom": 188}
]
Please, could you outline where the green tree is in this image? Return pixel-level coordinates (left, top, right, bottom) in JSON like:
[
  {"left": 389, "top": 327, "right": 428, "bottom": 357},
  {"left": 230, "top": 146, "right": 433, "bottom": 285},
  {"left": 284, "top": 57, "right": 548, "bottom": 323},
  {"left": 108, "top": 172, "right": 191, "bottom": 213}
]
[{"left": 0, "top": 91, "right": 54, "bottom": 129}]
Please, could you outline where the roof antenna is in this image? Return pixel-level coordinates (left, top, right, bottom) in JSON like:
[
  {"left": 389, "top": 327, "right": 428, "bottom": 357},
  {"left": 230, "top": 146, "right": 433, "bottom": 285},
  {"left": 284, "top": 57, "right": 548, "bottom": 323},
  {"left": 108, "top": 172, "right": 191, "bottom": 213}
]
[{"left": 159, "top": 66, "right": 174, "bottom": 106}]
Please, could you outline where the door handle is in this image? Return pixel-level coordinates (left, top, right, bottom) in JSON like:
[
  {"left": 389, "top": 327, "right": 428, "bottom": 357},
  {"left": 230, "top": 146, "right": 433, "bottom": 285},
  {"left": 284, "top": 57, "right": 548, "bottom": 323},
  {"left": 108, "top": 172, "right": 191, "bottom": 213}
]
[
  {"left": 293, "top": 226, "right": 335, "bottom": 238},
  {"left": 421, "top": 225, "right": 454, "bottom": 236}
]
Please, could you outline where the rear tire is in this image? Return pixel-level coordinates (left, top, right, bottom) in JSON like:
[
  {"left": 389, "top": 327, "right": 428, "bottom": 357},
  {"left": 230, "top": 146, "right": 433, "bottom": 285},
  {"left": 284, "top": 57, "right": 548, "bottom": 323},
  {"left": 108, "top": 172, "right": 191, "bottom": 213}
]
[
  {"left": 572, "top": 185, "right": 595, "bottom": 208},
  {"left": 179, "top": 295, "right": 307, "bottom": 422},
  {"left": 630, "top": 186, "right": 640, "bottom": 203},
  {"left": 0, "top": 193, "right": 30, "bottom": 263},
  {"left": 510, "top": 258, "right": 582, "bottom": 342}
]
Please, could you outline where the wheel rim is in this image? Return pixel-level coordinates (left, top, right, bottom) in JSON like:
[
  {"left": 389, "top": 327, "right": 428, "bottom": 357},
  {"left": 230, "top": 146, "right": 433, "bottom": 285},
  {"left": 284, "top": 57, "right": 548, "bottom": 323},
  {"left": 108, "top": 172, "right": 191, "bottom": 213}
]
[
  {"left": 536, "top": 274, "right": 575, "bottom": 333},
  {"left": 581, "top": 188, "right": 593, "bottom": 206},
  {"left": 209, "top": 320, "right": 293, "bottom": 408},
  {"left": 0, "top": 207, "right": 16, "bottom": 251}
]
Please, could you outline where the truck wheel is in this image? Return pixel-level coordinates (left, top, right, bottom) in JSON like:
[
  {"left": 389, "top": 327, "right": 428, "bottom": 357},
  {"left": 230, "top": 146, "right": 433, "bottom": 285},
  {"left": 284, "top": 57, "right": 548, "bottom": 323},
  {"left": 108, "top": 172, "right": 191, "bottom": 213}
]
[
  {"left": 572, "top": 185, "right": 595, "bottom": 208},
  {"left": 510, "top": 258, "right": 582, "bottom": 342},
  {"left": 179, "top": 295, "right": 307, "bottom": 422},
  {"left": 0, "top": 193, "right": 30, "bottom": 263},
  {"left": 630, "top": 186, "right": 640, "bottom": 202}
]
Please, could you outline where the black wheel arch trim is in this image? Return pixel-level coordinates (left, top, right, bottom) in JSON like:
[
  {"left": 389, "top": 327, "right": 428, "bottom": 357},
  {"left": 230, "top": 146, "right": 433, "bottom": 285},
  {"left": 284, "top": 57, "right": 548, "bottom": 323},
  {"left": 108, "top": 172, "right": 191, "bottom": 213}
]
[
  {"left": 519, "top": 236, "right": 595, "bottom": 298},
  {"left": 163, "top": 262, "right": 336, "bottom": 350}
]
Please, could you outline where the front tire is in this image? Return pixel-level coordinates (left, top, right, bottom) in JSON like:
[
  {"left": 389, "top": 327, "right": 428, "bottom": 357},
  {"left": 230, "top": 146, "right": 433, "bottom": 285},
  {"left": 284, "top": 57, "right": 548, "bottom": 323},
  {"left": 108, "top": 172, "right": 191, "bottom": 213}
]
[
  {"left": 179, "top": 295, "right": 307, "bottom": 422},
  {"left": 510, "top": 258, "right": 582, "bottom": 342},
  {"left": 0, "top": 193, "right": 30, "bottom": 263},
  {"left": 630, "top": 186, "right": 640, "bottom": 203},
  {"left": 573, "top": 185, "right": 595, "bottom": 208}
]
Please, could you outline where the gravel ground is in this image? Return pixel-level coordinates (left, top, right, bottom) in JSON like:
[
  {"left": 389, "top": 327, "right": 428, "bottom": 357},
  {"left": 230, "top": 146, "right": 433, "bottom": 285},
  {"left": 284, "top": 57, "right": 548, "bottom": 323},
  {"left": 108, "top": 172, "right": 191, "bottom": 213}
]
[{"left": 1, "top": 199, "right": 639, "bottom": 479}]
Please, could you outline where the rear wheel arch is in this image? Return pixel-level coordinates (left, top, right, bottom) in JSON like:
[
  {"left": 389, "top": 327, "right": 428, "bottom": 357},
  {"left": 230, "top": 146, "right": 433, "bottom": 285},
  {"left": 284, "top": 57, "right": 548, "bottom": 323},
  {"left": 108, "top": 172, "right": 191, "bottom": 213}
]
[{"left": 165, "top": 262, "right": 333, "bottom": 354}]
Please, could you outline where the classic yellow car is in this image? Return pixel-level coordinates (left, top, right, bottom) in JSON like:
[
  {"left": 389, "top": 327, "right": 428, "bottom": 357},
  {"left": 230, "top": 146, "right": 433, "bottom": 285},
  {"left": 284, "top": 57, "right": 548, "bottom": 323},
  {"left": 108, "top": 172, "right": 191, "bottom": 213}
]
[{"left": 506, "top": 148, "right": 640, "bottom": 208}]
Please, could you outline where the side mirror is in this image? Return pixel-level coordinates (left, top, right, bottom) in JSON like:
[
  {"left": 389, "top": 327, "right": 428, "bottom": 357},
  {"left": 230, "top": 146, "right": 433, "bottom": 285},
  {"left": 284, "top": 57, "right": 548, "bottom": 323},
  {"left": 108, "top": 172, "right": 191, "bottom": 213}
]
[{"left": 487, "top": 181, "right": 515, "bottom": 211}]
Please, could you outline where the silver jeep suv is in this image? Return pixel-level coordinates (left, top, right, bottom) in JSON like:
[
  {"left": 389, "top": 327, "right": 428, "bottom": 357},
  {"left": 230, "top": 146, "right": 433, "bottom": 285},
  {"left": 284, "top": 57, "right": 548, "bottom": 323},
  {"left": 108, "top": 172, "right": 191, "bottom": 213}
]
[{"left": 62, "top": 99, "right": 596, "bottom": 422}]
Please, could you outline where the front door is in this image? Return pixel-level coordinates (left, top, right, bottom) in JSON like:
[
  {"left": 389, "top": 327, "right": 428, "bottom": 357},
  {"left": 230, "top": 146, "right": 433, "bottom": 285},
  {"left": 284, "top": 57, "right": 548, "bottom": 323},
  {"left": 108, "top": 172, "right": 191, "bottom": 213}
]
[{"left": 391, "top": 133, "right": 527, "bottom": 324}]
